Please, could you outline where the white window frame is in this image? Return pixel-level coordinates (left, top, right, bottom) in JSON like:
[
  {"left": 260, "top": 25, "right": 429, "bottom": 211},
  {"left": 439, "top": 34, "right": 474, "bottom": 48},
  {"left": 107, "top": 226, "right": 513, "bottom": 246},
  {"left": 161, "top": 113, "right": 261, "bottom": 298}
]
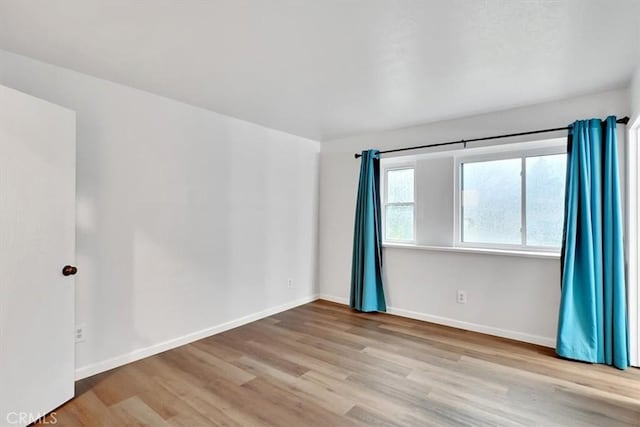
[
  {"left": 381, "top": 164, "right": 416, "bottom": 244},
  {"left": 453, "top": 142, "right": 566, "bottom": 252}
]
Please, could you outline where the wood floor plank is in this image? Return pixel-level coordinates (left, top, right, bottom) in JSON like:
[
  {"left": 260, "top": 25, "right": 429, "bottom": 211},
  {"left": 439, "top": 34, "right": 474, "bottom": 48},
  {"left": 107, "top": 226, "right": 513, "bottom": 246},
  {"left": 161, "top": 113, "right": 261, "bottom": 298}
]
[
  {"left": 153, "top": 371, "right": 269, "bottom": 427},
  {"left": 41, "top": 300, "right": 640, "bottom": 426},
  {"left": 241, "top": 377, "right": 363, "bottom": 427},
  {"left": 226, "top": 323, "right": 354, "bottom": 380},
  {"left": 248, "top": 330, "right": 413, "bottom": 379},
  {"left": 346, "top": 405, "right": 408, "bottom": 427},
  {"left": 210, "top": 332, "right": 311, "bottom": 377},
  {"left": 47, "top": 390, "right": 115, "bottom": 427},
  {"left": 231, "top": 355, "right": 356, "bottom": 415},
  {"left": 110, "top": 396, "right": 171, "bottom": 426},
  {"left": 302, "top": 370, "right": 442, "bottom": 426}
]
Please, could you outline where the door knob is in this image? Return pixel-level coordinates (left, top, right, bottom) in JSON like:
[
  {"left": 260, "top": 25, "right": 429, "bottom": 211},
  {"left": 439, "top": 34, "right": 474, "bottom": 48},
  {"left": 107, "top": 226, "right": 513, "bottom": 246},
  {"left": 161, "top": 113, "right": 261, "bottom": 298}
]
[{"left": 62, "top": 265, "right": 77, "bottom": 276}]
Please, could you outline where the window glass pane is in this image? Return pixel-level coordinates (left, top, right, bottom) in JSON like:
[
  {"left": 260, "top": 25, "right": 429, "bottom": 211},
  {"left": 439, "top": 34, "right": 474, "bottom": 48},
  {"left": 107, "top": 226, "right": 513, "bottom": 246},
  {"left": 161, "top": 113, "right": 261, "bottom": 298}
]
[
  {"left": 526, "top": 154, "right": 567, "bottom": 247},
  {"left": 462, "top": 158, "right": 521, "bottom": 245},
  {"left": 385, "top": 205, "right": 414, "bottom": 241},
  {"left": 387, "top": 169, "right": 414, "bottom": 203}
]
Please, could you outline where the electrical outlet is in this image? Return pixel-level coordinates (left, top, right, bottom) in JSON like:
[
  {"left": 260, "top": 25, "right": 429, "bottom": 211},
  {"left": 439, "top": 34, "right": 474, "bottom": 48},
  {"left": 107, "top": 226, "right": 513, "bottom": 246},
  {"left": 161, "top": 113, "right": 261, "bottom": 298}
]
[
  {"left": 287, "top": 279, "right": 293, "bottom": 288},
  {"left": 456, "top": 290, "right": 467, "bottom": 304},
  {"left": 75, "top": 324, "right": 86, "bottom": 343}
]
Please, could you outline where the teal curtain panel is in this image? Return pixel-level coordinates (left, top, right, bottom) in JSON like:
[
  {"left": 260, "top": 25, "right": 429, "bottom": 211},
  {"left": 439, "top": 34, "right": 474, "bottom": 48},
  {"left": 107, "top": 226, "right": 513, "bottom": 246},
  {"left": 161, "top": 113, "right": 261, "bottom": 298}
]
[
  {"left": 557, "top": 116, "right": 629, "bottom": 369},
  {"left": 350, "top": 149, "right": 387, "bottom": 312}
]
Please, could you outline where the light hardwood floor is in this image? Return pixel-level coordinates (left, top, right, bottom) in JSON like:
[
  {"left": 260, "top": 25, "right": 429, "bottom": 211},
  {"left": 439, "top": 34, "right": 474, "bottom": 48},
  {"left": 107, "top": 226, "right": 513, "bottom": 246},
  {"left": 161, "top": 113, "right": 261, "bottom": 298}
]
[{"left": 40, "top": 300, "right": 640, "bottom": 426}]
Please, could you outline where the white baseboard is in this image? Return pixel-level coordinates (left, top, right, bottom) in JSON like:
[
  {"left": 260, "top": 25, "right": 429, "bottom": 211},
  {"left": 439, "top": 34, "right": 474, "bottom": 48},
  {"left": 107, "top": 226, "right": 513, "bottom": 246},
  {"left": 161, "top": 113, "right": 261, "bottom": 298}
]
[
  {"left": 317, "top": 294, "right": 555, "bottom": 348},
  {"left": 74, "top": 294, "right": 319, "bottom": 380}
]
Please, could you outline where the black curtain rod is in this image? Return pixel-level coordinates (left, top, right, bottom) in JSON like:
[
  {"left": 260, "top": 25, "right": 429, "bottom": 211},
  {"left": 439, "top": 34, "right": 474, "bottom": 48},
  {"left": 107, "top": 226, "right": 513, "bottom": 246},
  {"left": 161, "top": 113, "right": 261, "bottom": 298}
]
[{"left": 354, "top": 116, "right": 630, "bottom": 159}]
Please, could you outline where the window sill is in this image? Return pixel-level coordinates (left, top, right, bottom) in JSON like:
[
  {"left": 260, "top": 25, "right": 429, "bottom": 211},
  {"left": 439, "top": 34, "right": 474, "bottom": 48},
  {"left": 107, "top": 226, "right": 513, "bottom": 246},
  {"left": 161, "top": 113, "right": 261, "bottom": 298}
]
[{"left": 382, "top": 242, "right": 560, "bottom": 260}]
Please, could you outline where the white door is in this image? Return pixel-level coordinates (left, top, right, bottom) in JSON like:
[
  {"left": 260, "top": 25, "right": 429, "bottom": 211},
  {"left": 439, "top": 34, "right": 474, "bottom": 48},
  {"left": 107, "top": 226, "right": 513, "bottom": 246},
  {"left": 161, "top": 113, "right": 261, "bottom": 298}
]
[{"left": 0, "top": 85, "right": 76, "bottom": 427}]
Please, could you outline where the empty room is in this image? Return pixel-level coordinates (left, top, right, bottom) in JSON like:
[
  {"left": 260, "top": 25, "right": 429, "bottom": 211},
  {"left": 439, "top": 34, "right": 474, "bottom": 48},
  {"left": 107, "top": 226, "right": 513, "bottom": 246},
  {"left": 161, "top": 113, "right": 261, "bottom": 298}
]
[{"left": 1, "top": 1, "right": 640, "bottom": 426}]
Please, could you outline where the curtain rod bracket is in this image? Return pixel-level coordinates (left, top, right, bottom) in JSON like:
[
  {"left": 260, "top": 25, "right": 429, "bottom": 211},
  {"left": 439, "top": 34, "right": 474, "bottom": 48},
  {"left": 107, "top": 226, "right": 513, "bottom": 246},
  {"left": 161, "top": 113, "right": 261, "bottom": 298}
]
[{"left": 462, "top": 139, "right": 467, "bottom": 149}]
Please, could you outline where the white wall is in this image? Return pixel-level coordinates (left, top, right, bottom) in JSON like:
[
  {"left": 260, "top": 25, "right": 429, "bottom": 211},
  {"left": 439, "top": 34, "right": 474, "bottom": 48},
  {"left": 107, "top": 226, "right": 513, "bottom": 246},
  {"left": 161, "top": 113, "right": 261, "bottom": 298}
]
[
  {"left": 0, "top": 50, "right": 320, "bottom": 378},
  {"left": 319, "top": 88, "right": 629, "bottom": 347},
  {"left": 632, "top": 66, "right": 640, "bottom": 124}
]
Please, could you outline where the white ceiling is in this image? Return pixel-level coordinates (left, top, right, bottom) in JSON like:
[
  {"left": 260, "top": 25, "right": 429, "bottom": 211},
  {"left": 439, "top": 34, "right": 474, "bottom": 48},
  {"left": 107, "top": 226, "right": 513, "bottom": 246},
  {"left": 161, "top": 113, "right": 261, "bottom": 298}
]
[{"left": 0, "top": 1, "right": 638, "bottom": 141}]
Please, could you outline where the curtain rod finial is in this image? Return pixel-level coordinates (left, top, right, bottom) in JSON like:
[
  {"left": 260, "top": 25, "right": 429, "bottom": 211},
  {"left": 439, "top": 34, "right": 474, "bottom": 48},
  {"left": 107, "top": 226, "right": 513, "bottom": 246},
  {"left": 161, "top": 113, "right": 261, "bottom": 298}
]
[{"left": 354, "top": 153, "right": 361, "bottom": 159}]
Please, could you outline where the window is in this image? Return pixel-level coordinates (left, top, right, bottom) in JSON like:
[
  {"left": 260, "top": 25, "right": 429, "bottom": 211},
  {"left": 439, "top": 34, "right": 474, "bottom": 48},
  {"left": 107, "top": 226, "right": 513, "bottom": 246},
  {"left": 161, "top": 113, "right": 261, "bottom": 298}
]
[
  {"left": 458, "top": 150, "right": 566, "bottom": 249},
  {"left": 384, "top": 168, "right": 414, "bottom": 242},
  {"left": 380, "top": 140, "right": 565, "bottom": 254}
]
